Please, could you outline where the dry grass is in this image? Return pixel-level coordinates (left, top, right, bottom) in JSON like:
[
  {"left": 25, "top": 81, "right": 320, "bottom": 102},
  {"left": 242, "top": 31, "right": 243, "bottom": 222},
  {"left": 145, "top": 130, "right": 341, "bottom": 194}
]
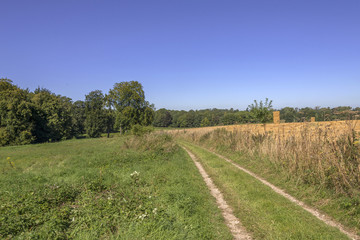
[
  {"left": 169, "top": 120, "right": 360, "bottom": 139},
  {"left": 171, "top": 120, "right": 360, "bottom": 196}
]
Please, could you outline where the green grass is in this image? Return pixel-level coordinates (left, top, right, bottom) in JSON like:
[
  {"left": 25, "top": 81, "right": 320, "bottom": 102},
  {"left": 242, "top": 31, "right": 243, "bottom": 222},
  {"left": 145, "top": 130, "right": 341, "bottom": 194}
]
[
  {"left": 0, "top": 135, "right": 232, "bottom": 239},
  {"left": 181, "top": 141, "right": 350, "bottom": 239}
]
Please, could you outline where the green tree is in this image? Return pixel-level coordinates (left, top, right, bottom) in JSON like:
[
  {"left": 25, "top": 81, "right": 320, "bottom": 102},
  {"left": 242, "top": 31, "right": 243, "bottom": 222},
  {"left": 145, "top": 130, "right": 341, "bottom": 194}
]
[
  {"left": 72, "top": 100, "right": 86, "bottom": 136},
  {"left": 104, "top": 94, "right": 116, "bottom": 138},
  {"left": 104, "top": 108, "right": 115, "bottom": 138},
  {"left": 108, "top": 81, "right": 154, "bottom": 132},
  {"left": 108, "top": 81, "right": 146, "bottom": 111},
  {"left": 153, "top": 108, "right": 172, "bottom": 127},
  {"left": 141, "top": 106, "right": 155, "bottom": 126},
  {"left": 221, "top": 112, "right": 239, "bottom": 125},
  {"left": 200, "top": 117, "right": 210, "bottom": 127},
  {"left": 248, "top": 98, "right": 273, "bottom": 130},
  {"left": 85, "top": 90, "right": 105, "bottom": 138},
  {"left": 0, "top": 78, "right": 35, "bottom": 146},
  {"left": 298, "top": 107, "right": 316, "bottom": 122},
  {"left": 31, "top": 88, "right": 74, "bottom": 142},
  {"left": 280, "top": 107, "right": 298, "bottom": 123}
]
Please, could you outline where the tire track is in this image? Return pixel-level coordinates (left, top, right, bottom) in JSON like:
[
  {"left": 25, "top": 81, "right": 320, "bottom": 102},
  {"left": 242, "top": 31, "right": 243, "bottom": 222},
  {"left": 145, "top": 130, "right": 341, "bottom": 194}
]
[
  {"left": 183, "top": 147, "right": 252, "bottom": 240},
  {"left": 196, "top": 144, "right": 359, "bottom": 240}
]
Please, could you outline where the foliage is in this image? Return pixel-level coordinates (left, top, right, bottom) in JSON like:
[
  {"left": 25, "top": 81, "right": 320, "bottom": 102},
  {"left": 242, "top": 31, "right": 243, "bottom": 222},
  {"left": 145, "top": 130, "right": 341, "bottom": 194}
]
[
  {"left": 84, "top": 90, "right": 105, "bottom": 138},
  {"left": 108, "top": 81, "right": 154, "bottom": 132},
  {"left": 0, "top": 79, "right": 35, "bottom": 146},
  {"left": 280, "top": 107, "right": 298, "bottom": 122},
  {"left": 72, "top": 100, "right": 86, "bottom": 136},
  {"left": 153, "top": 108, "right": 173, "bottom": 127},
  {"left": 31, "top": 88, "right": 74, "bottom": 142},
  {"left": 131, "top": 124, "right": 154, "bottom": 136},
  {"left": 0, "top": 79, "right": 90, "bottom": 145},
  {"left": 248, "top": 98, "right": 273, "bottom": 124},
  {"left": 108, "top": 81, "right": 146, "bottom": 111},
  {"left": 200, "top": 117, "right": 210, "bottom": 127}
]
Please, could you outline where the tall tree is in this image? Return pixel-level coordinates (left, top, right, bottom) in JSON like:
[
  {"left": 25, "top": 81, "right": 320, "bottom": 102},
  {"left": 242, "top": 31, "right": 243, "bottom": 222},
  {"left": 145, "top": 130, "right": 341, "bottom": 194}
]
[
  {"left": 153, "top": 108, "right": 172, "bottom": 127},
  {"left": 248, "top": 98, "right": 273, "bottom": 131},
  {"left": 108, "top": 81, "right": 154, "bottom": 132},
  {"left": 0, "top": 78, "right": 34, "bottom": 146},
  {"left": 85, "top": 90, "right": 105, "bottom": 138},
  {"left": 200, "top": 117, "right": 210, "bottom": 127},
  {"left": 280, "top": 107, "right": 298, "bottom": 123},
  {"left": 72, "top": 100, "right": 86, "bottom": 136},
  {"left": 31, "top": 88, "right": 74, "bottom": 142}
]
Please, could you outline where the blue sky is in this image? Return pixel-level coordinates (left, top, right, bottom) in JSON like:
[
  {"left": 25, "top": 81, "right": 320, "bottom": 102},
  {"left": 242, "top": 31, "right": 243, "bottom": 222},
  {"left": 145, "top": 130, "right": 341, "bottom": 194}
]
[{"left": 1, "top": 0, "right": 359, "bottom": 110}]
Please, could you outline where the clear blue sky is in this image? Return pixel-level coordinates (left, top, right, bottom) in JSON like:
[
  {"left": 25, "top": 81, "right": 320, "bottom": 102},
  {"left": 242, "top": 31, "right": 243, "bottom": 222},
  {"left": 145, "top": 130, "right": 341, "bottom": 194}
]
[{"left": 1, "top": 0, "right": 359, "bottom": 110}]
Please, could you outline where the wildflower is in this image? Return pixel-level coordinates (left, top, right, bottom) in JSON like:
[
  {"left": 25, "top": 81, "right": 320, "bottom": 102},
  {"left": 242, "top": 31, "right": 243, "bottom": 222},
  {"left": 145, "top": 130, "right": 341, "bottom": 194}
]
[
  {"left": 152, "top": 208, "right": 157, "bottom": 214},
  {"left": 138, "top": 213, "right": 147, "bottom": 220},
  {"left": 130, "top": 171, "right": 139, "bottom": 177}
]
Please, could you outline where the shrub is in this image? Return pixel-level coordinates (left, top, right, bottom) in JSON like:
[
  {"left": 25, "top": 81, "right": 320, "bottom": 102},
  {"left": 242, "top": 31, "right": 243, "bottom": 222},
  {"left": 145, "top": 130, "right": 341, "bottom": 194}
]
[
  {"left": 124, "top": 133, "right": 178, "bottom": 154},
  {"left": 131, "top": 124, "right": 154, "bottom": 136}
]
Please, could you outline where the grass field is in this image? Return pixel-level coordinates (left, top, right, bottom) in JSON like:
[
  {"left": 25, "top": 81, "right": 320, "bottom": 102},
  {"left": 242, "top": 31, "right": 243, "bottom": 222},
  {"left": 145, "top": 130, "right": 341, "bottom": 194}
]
[{"left": 0, "top": 134, "right": 232, "bottom": 239}]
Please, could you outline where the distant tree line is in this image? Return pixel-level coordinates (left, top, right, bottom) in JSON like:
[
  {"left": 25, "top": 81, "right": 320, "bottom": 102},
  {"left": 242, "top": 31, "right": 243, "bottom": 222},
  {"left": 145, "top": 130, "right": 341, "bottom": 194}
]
[
  {"left": 0, "top": 78, "right": 154, "bottom": 146},
  {"left": 2, "top": 78, "right": 359, "bottom": 146},
  {"left": 153, "top": 106, "right": 360, "bottom": 128}
]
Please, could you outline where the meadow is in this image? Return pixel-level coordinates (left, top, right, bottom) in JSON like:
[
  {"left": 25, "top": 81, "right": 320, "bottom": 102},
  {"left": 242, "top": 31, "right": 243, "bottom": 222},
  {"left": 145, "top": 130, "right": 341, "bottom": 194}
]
[
  {"left": 0, "top": 134, "right": 232, "bottom": 239},
  {"left": 1, "top": 120, "right": 359, "bottom": 239}
]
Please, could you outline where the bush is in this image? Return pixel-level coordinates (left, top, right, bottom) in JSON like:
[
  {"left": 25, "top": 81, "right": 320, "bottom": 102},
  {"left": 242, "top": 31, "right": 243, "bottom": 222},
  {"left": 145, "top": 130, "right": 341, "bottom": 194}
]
[
  {"left": 124, "top": 133, "right": 178, "bottom": 154},
  {"left": 131, "top": 124, "right": 154, "bottom": 136},
  {"left": 0, "top": 128, "right": 10, "bottom": 146}
]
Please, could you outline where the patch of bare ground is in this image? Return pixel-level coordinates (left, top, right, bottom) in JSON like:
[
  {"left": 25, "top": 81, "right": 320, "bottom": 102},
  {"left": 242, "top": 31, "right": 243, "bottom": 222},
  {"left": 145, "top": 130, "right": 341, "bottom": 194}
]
[{"left": 183, "top": 147, "right": 252, "bottom": 240}]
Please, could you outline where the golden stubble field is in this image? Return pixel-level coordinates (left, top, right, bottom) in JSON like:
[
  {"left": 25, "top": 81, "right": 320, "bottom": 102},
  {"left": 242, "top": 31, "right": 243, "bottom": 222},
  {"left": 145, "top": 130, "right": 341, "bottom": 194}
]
[{"left": 170, "top": 120, "right": 360, "bottom": 140}]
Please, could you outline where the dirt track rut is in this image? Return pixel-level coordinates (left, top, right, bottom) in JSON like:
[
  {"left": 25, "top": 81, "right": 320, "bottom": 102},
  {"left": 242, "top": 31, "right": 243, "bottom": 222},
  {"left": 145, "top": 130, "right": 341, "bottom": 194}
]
[
  {"left": 183, "top": 147, "right": 252, "bottom": 240},
  {"left": 201, "top": 145, "right": 359, "bottom": 240}
]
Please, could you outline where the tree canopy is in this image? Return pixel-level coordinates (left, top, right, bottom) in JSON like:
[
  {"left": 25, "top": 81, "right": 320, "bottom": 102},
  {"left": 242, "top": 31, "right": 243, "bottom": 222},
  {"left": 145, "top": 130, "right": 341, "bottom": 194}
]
[
  {"left": 248, "top": 98, "right": 273, "bottom": 124},
  {"left": 85, "top": 90, "right": 105, "bottom": 138},
  {"left": 108, "top": 81, "right": 154, "bottom": 132}
]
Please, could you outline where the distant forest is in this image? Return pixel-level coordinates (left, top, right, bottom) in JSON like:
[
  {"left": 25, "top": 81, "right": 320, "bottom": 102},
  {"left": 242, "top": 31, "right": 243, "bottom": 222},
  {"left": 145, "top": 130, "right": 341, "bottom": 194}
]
[
  {"left": 153, "top": 106, "right": 360, "bottom": 128},
  {"left": 1, "top": 78, "right": 359, "bottom": 146}
]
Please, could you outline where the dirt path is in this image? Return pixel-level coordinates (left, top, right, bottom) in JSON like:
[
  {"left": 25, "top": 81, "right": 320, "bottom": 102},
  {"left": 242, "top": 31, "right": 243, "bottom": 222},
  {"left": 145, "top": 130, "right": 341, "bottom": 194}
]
[
  {"left": 183, "top": 147, "right": 252, "bottom": 240},
  {"left": 200, "top": 146, "right": 359, "bottom": 240}
]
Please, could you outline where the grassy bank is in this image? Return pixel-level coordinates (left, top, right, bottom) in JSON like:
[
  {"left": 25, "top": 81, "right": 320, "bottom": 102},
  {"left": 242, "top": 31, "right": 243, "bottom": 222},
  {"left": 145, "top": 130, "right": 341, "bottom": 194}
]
[
  {"left": 0, "top": 134, "right": 232, "bottom": 239},
  {"left": 174, "top": 126, "right": 360, "bottom": 236}
]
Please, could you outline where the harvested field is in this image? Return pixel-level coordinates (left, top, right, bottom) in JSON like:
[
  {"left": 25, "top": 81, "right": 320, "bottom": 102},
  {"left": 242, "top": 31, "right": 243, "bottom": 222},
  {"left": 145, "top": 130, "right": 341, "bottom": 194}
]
[{"left": 169, "top": 120, "right": 360, "bottom": 139}]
